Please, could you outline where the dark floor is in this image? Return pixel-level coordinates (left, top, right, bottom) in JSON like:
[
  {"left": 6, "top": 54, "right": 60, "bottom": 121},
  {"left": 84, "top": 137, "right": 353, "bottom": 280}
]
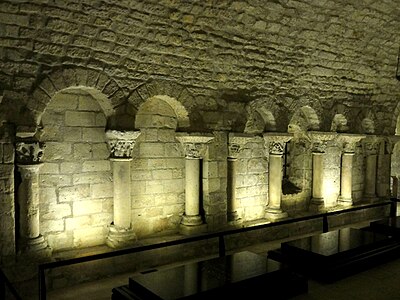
[{"left": 45, "top": 230, "right": 400, "bottom": 300}]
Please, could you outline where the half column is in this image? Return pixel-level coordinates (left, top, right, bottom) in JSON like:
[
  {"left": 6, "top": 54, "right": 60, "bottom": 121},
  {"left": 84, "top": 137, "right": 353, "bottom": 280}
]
[
  {"left": 106, "top": 130, "right": 141, "bottom": 248},
  {"left": 264, "top": 132, "right": 293, "bottom": 221},
  {"left": 16, "top": 140, "right": 51, "bottom": 257},
  {"left": 177, "top": 133, "right": 214, "bottom": 235},
  {"left": 362, "top": 136, "right": 380, "bottom": 202},
  {"left": 337, "top": 134, "right": 365, "bottom": 206}
]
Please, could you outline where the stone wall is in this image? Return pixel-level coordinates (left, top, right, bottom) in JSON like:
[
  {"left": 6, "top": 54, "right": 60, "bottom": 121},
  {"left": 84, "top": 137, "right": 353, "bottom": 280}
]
[{"left": 0, "top": 124, "right": 15, "bottom": 261}]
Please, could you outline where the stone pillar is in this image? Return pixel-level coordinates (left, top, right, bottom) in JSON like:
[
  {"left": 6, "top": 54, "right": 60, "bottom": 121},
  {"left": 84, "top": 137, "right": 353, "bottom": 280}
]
[
  {"left": 337, "top": 134, "right": 365, "bottom": 206},
  {"left": 15, "top": 141, "right": 51, "bottom": 256},
  {"left": 377, "top": 136, "right": 400, "bottom": 199},
  {"left": 106, "top": 130, "right": 141, "bottom": 248},
  {"left": 177, "top": 134, "right": 214, "bottom": 235},
  {"left": 309, "top": 132, "right": 336, "bottom": 212},
  {"left": 263, "top": 133, "right": 293, "bottom": 221},
  {"left": 362, "top": 136, "right": 380, "bottom": 202}
]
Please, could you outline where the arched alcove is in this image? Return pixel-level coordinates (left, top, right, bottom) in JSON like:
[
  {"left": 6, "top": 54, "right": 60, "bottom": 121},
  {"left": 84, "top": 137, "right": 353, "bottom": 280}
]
[{"left": 288, "top": 105, "right": 320, "bottom": 132}]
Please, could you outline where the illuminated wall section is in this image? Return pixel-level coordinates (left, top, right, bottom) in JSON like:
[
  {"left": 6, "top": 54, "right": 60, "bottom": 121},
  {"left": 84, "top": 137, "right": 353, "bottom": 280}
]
[{"left": 40, "top": 89, "right": 112, "bottom": 250}]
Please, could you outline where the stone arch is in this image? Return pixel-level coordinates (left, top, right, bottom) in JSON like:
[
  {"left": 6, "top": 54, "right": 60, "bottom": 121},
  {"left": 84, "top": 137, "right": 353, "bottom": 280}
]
[
  {"left": 288, "top": 105, "right": 320, "bottom": 133},
  {"left": 127, "top": 80, "right": 192, "bottom": 130},
  {"left": 244, "top": 107, "right": 276, "bottom": 134},
  {"left": 135, "top": 95, "right": 189, "bottom": 130},
  {"left": 29, "top": 67, "right": 126, "bottom": 128}
]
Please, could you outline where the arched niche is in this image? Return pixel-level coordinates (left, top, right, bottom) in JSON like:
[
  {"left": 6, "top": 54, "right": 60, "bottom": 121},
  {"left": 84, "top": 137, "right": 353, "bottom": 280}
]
[
  {"left": 135, "top": 95, "right": 189, "bottom": 130},
  {"left": 288, "top": 105, "right": 320, "bottom": 133}
]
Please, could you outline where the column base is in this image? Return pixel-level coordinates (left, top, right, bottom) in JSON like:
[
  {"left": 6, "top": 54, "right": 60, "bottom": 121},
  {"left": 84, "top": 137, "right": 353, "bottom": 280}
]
[
  {"left": 227, "top": 211, "right": 240, "bottom": 222},
  {"left": 338, "top": 196, "right": 353, "bottom": 207},
  {"left": 181, "top": 214, "right": 203, "bottom": 226},
  {"left": 19, "top": 235, "right": 52, "bottom": 258},
  {"left": 309, "top": 198, "right": 326, "bottom": 213},
  {"left": 179, "top": 223, "right": 207, "bottom": 235},
  {"left": 106, "top": 225, "right": 137, "bottom": 248},
  {"left": 265, "top": 207, "right": 288, "bottom": 221}
]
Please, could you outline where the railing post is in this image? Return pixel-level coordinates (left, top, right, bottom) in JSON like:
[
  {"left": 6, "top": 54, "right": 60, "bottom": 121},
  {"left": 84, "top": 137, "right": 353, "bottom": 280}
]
[
  {"left": 322, "top": 215, "right": 329, "bottom": 233},
  {"left": 0, "top": 271, "right": 5, "bottom": 300},
  {"left": 390, "top": 198, "right": 398, "bottom": 227},
  {"left": 39, "top": 266, "right": 46, "bottom": 300},
  {"left": 218, "top": 235, "right": 225, "bottom": 257}
]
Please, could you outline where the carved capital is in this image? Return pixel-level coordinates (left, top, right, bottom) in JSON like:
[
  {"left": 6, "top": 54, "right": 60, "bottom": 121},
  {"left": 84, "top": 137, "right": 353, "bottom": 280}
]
[
  {"left": 263, "top": 132, "right": 293, "bottom": 155},
  {"left": 106, "top": 130, "right": 141, "bottom": 159},
  {"left": 308, "top": 132, "right": 336, "bottom": 153},
  {"left": 337, "top": 133, "right": 366, "bottom": 154},
  {"left": 15, "top": 141, "right": 45, "bottom": 164},
  {"left": 384, "top": 136, "right": 400, "bottom": 155},
  {"left": 176, "top": 133, "right": 214, "bottom": 159},
  {"left": 362, "top": 135, "right": 381, "bottom": 156}
]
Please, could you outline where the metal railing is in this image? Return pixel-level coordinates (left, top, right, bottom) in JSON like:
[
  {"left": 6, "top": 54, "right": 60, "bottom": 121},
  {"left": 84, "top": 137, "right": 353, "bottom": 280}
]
[
  {"left": 0, "top": 268, "right": 22, "bottom": 300},
  {"left": 37, "top": 199, "right": 396, "bottom": 300}
]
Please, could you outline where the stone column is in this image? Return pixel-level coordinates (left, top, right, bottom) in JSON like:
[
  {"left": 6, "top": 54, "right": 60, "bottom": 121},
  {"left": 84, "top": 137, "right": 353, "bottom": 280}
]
[
  {"left": 362, "top": 136, "right": 380, "bottom": 202},
  {"left": 227, "top": 133, "right": 253, "bottom": 223},
  {"left": 337, "top": 134, "right": 365, "bottom": 206},
  {"left": 263, "top": 133, "right": 293, "bottom": 221},
  {"left": 377, "top": 136, "right": 400, "bottom": 199},
  {"left": 309, "top": 132, "right": 336, "bottom": 212},
  {"left": 177, "top": 134, "right": 214, "bottom": 235},
  {"left": 106, "top": 130, "right": 141, "bottom": 248},
  {"left": 15, "top": 141, "right": 51, "bottom": 256}
]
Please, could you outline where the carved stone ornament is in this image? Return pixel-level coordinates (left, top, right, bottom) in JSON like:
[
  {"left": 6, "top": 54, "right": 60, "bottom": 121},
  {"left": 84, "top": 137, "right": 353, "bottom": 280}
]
[
  {"left": 106, "top": 130, "right": 141, "bottom": 159},
  {"left": 176, "top": 133, "right": 214, "bottom": 159},
  {"left": 15, "top": 141, "right": 45, "bottom": 164},
  {"left": 362, "top": 136, "right": 381, "bottom": 156},
  {"left": 337, "top": 134, "right": 366, "bottom": 154},
  {"left": 308, "top": 132, "right": 337, "bottom": 153},
  {"left": 385, "top": 136, "right": 400, "bottom": 155},
  {"left": 263, "top": 133, "right": 293, "bottom": 155}
]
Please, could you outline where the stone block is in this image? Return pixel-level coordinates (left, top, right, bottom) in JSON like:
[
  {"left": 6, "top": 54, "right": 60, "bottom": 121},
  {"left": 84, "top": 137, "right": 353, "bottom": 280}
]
[
  {"left": 131, "top": 170, "right": 152, "bottom": 181},
  {"left": 164, "top": 142, "right": 183, "bottom": 157},
  {"left": 82, "top": 127, "right": 106, "bottom": 142},
  {"left": 145, "top": 180, "right": 164, "bottom": 194},
  {"left": 92, "top": 143, "right": 109, "bottom": 159},
  {"left": 41, "top": 163, "right": 59, "bottom": 174},
  {"left": 95, "top": 113, "right": 107, "bottom": 126},
  {"left": 152, "top": 169, "right": 172, "bottom": 180},
  {"left": 65, "top": 215, "right": 92, "bottom": 230},
  {"left": 65, "top": 111, "right": 96, "bottom": 127},
  {"left": 140, "top": 142, "right": 165, "bottom": 157},
  {"left": 90, "top": 182, "right": 113, "bottom": 198},
  {"left": 163, "top": 179, "right": 184, "bottom": 193},
  {"left": 41, "top": 202, "right": 71, "bottom": 220},
  {"left": 39, "top": 187, "right": 57, "bottom": 204},
  {"left": 60, "top": 162, "right": 82, "bottom": 174},
  {"left": 72, "top": 172, "right": 112, "bottom": 184},
  {"left": 48, "top": 94, "right": 79, "bottom": 111},
  {"left": 2, "top": 143, "right": 14, "bottom": 163},
  {"left": 78, "top": 94, "right": 101, "bottom": 111},
  {"left": 59, "top": 184, "right": 90, "bottom": 202},
  {"left": 82, "top": 160, "right": 110, "bottom": 172},
  {"left": 73, "top": 200, "right": 103, "bottom": 216},
  {"left": 41, "top": 219, "right": 65, "bottom": 233},
  {"left": 44, "top": 142, "right": 72, "bottom": 160},
  {"left": 73, "top": 143, "right": 92, "bottom": 159},
  {"left": 47, "top": 231, "right": 73, "bottom": 250},
  {"left": 64, "top": 127, "right": 83, "bottom": 142},
  {"left": 40, "top": 174, "right": 72, "bottom": 187},
  {"left": 73, "top": 226, "right": 106, "bottom": 248}
]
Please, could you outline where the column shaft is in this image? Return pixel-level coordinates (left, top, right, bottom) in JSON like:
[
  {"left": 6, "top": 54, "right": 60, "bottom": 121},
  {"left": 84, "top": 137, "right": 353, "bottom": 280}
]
[
  {"left": 268, "top": 154, "right": 283, "bottom": 209},
  {"left": 112, "top": 158, "right": 132, "bottom": 228},
  {"left": 365, "top": 154, "right": 377, "bottom": 198},
  {"left": 312, "top": 152, "right": 324, "bottom": 200},
  {"left": 339, "top": 153, "right": 354, "bottom": 203},
  {"left": 185, "top": 158, "right": 200, "bottom": 216},
  {"left": 227, "top": 157, "right": 238, "bottom": 221}
]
